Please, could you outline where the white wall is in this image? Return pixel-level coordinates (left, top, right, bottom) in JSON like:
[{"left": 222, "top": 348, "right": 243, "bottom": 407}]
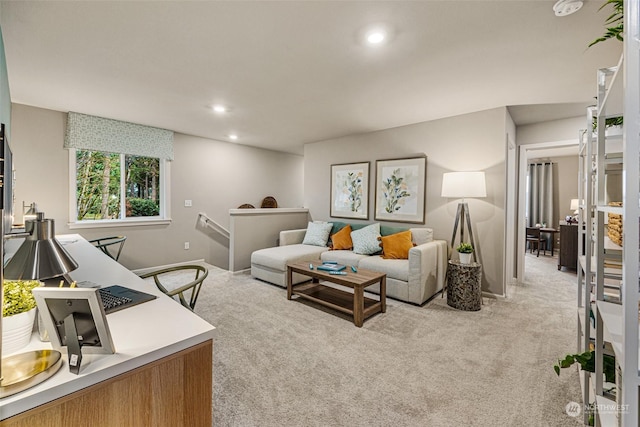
[
  {"left": 10, "top": 103, "right": 304, "bottom": 270},
  {"left": 504, "top": 109, "right": 518, "bottom": 285},
  {"left": 304, "top": 107, "right": 507, "bottom": 295},
  {"left": 517, "top": 116, "right": 584, "bottom": 146},
  {"left": 229, "top": 208, "right": 310, "bottom": 271}
]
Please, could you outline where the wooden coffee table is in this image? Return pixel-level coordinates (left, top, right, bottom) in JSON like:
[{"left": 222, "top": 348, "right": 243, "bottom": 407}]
[{"left": 286, "top": 260, "right": 386, "bottom": 327}]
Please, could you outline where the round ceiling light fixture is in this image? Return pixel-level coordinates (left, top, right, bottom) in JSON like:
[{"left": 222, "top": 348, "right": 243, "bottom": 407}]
[
  {"left": 366, "top": 30, "right": 386, "bottom": 45},
  {"left": 212, "top": 105, "right": 227, "bottom": 113},
  {"left": 360, "top": 24, "right": 393, "bottom": 46},
  {"left": 228, "top": 134, "right": 238, "bottom": 141},
  {"left": 553, "top": 0, "right": 583, "bottom": 16}
]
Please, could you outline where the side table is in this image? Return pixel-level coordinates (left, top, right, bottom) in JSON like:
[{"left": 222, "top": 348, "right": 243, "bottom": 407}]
[{"left": 446, "top": 260, "right": 482, "bottom": 311}]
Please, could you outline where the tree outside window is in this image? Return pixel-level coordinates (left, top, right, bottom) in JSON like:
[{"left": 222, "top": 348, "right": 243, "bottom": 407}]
[{"left": 76, "top": 150, "right": 161, "bottom": 221}]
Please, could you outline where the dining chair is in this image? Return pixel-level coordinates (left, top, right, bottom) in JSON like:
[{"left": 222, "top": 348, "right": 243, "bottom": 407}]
[
  {"left": 138, "top": 265, "right": 209, "bottom": 311},
  {"left": 525, "top": 227, "right": 547, "bottom": 257},
  {"left": 88, "top": 236, "right": 127, "bottom": 261}
]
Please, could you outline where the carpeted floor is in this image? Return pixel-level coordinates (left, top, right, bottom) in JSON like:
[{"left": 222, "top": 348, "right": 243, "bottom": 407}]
[{"left": 159, "top": 253, "right": 583, "bottom": 426}]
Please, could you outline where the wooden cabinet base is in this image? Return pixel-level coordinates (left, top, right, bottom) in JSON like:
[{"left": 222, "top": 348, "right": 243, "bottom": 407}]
[
  {"left": 1, "top": 340, "right": 213, "bottom": 427},
  {"left": 558, "top": 224, "right": 578, "bottom": 271}
]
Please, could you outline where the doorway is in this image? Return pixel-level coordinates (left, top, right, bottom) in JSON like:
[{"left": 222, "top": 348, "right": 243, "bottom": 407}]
[{"left": 515, "top": 140, "right": 580, "bottom": 284}]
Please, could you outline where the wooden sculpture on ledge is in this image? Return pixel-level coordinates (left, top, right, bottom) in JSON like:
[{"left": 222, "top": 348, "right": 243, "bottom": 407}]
[{"left": 260, "top": 196, "right": 278, "bottom": 208}]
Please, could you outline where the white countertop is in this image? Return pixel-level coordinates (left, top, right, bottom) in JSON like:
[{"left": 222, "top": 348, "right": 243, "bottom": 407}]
[{"left": 1, "top": 234, "right": 216, "bottom": 419}]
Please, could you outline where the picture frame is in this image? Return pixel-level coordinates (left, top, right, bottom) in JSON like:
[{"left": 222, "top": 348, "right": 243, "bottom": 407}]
[
  {"left": 33, "top": 287, "right": 115, "bottom": 374},
  {"left": 330, "top": 162, "right": 369, "bottom": 220},
  {"left": 374, "top": 156, "right": 427, "bottom": 223}
]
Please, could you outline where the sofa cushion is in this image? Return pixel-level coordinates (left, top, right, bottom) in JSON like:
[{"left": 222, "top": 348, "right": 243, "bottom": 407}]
[
  {"left": 380, "top": 225, "right": 408, "bottom": 236},
  {"left": 251, "top": 244, "right": 327, "bottom": 271},
  {"left": 330, "top": 224, "right": 353, "bottom": 250},
  {"left": 302, "top": 222, "right": 333, "bottom": 247},
  {"left": 321, "top": 250, "right": 368, "bottom": 266},
  {"left": 359, "top": 256, "right": 409, "bottom": 282},
  {"left": 379, "top": 230, "right": 414, "bottom": 259},
  {"left": 410, "top": 228, "right": 434, "bottom": 245},
  {"left": 330, "top": 221, "right": 349, "bottom": 235},
  {"left": 351, "top": 223, "right": 382, "bottom": 255}
]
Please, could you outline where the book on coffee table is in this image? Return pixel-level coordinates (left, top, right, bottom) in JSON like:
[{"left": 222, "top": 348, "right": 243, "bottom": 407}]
[{"left": 316, "top": 263, "right": 346, "bottom": 272}]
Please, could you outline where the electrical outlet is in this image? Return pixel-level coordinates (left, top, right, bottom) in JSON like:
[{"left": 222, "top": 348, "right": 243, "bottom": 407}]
[
  {"left": 184, "top": 242, "right": 190, "bottom": 250},
  {"left": 184, "top": 200, "right": 192, "bottom": 207}
]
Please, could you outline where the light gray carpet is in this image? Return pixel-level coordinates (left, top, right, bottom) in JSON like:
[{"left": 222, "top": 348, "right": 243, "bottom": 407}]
[{"left": 174, "top": 254, "right": 583, "bottom": 426}]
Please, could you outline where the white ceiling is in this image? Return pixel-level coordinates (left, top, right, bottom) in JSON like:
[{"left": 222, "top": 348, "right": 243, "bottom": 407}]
[{"left": 0, "top": 1, "right": 622, "bottom": 155}]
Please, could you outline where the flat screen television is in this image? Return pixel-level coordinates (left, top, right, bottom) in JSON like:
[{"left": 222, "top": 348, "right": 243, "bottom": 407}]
[{"left": 0, "top": 122, "right": 13, "bottom": 234}]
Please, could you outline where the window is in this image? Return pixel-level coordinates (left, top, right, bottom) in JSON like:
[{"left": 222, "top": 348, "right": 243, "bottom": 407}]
[
  {"left": 64, "top": 112, "right": 173, "bottom": 226},
  {"left": 71, "top": 149, "right": 169, "bottom": 225}
]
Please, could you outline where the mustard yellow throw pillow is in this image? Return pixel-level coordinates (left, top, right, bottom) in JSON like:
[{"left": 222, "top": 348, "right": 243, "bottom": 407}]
[
  {"left": 379, "top": 230, "right": 414, "bottom": 259},
  {"left": 331, "top": 225, "right": 353, "bottom": 250}
]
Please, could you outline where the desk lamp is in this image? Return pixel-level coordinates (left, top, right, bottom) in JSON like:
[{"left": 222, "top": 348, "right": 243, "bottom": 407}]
[
  {"left": 441, "top": 171, "right": 487, "bottom": 262},
  {"left": 570, "top": 199, "right": 579, "bottom": 214},
  {"left": 1, "top": 212, "right": 79, "bottom": 398},
  {"left": 569, "top": 199, "right": 580, "bottom": 224}
]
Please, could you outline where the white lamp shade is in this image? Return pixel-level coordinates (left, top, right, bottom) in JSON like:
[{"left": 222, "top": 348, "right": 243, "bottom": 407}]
[
  {"left": 570, "top": 199, "right": 579, "bottom": 211},
  {"left": 441, "top": 172, "right": 487, "bottom": 198}
]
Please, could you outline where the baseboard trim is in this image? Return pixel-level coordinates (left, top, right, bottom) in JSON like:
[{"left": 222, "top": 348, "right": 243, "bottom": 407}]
[{"left": 483, "top": 291, "right": 505, "bottom": 299}]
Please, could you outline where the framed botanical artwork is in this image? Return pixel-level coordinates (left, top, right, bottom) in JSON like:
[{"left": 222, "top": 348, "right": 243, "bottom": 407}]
[
  {"left": 374, "top": 156, "right": 427, "bottom": 223},
  {"left": 330, "top": 162, "right": 369, "bottom": 219}
]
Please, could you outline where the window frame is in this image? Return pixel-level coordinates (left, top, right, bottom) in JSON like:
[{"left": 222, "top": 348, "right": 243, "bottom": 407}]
[{"left": 68, "top": 149, "right": 171, "bottom": 229}]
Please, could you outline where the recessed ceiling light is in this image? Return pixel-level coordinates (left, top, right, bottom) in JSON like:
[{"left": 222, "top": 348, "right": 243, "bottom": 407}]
[
  {"left": 228, "top": 134, "right": 238, "bottom": 141},
  {"left": 367, "top": 31, "right": 386, "bottom": 44},
  {"left": 359, "top": 24, "right": 393, "bottom": 46},
  {"left": 212, "top": 105, "right": 227, "bottom": 113}
]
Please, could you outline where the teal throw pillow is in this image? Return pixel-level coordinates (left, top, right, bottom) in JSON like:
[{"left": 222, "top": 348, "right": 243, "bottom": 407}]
[
  {"left": 302, "top": 222, "right": 333, "bottom": 247},
  {"left": 351, "top": 223, "right": 382, "bottom": 255},
  {"left": 330, "top": 222, "right": 348, "bottom": 235}
]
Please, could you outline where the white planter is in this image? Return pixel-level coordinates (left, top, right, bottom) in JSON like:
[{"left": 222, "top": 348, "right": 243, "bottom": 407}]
[
  {"left": 605, "top": 125, "right": 623, "bottom": 137},
  {"left": 2, "top": 308, "right": 36, "bottom": 355},
  {"left": 458, "top": 252, "right": 473, "bottom": 265}
]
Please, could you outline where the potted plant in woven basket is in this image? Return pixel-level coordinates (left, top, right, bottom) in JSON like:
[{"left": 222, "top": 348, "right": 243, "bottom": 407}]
[
  {"left": 455, "top": 242, "right": 474, "bottom": 265},
  {"left": 2, "top": 280, "right": 41, "bottom": 354}
]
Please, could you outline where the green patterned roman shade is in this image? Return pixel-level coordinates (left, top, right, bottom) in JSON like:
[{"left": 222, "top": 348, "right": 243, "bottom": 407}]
[{"left": 64, "top": 112, "right": 174, "bottom": 160}]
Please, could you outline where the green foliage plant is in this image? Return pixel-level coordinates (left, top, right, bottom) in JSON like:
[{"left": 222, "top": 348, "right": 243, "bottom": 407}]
[
  {"left": 554, "top": 350, "right": 616, "bottom": 383},
  {"left": 3, "top": 280, "right": 41, "bottom": 317},
  {"left": 589, "top": 0, "right": 623, "bottom": 48},
  {"left": 128, "top": 198, "right": 160, "bottom": 216},
  {"left": 76, "top": 150, "right": 161, "bottom": 221},
  {"left": 592, "top": 116, "right": 623, "bottom": 131},
  {"left": 455, "top": 242, "right": 474, "bottom": 254}
]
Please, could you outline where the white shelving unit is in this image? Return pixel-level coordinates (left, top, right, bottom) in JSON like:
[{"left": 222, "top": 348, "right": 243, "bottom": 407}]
[{"left": 577, "top": 4, "right": 640, "bottom": 425}]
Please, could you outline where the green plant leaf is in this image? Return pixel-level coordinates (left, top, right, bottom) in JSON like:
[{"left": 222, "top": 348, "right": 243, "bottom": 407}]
[
  {"left": 589, "top": 0, "right": 623, "bottom": 47},
  {"left": 2, "top": 280, "right": 41, "bottom": 317}
]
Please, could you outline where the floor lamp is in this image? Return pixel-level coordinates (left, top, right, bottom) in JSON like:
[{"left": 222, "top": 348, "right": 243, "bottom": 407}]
[{"left": 441, "top": 171, "right": 487, "bottom": 262}]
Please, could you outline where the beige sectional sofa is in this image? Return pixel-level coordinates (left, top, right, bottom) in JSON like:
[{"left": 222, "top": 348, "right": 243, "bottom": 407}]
[{"left": 250, "top": 223, "right": 448, "bottom": 305}]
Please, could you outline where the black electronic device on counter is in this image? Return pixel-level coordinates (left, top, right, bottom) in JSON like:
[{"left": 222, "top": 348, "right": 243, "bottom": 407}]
[{"left": 98, "top": 285, "right": 157, "bottom": 314}]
